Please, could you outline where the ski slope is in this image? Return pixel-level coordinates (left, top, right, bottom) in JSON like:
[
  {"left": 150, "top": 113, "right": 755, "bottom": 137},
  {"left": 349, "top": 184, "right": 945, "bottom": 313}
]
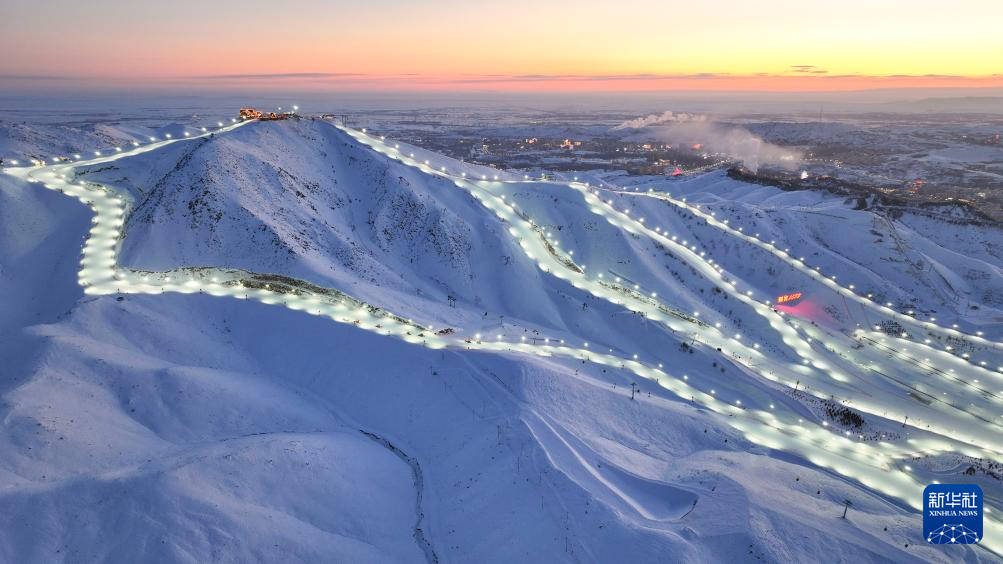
[{"left": 1, "top": 115, "right": 1000, "bottom": 562}]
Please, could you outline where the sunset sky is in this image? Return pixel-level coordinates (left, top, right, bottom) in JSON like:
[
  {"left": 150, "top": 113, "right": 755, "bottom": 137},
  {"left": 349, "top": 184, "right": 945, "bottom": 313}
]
[{"left": 2, "top": 0, "right": 1002, "bottom": 92}]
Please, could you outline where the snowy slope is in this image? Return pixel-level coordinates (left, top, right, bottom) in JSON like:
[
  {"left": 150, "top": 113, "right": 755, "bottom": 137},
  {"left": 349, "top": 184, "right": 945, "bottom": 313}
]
[
  {"left": 612, "top": 171, "right": 1003, "bottom": 333},
  {"left": 0, "top": 116, "right": 1000, "bottom": 563},
  {"left": 78, "top": 121, "right": 574, "bottom": 335}
]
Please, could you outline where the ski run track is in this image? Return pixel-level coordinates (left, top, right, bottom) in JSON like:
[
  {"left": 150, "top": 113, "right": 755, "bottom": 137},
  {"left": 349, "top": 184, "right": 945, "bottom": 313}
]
[{"left": 4, "top": 116, "right": 1003, "bottom": 555}]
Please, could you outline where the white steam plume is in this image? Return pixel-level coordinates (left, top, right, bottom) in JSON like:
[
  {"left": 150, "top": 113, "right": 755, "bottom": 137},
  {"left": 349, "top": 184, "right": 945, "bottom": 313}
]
[
  {"left": 612, "top": 110, "right": 707, "bottom": 130},
  {"left": 650, "top": 121, "right": 801, "bottom": 173}
]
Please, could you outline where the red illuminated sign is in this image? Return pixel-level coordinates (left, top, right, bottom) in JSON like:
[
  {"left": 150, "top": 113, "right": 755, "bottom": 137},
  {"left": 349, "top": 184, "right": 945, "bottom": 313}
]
[{"left": 776, "top": 292, "right": 802, "bottom": 304}]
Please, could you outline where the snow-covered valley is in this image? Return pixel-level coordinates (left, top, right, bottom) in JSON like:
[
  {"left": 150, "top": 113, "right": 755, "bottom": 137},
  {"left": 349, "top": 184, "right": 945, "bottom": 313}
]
[{"left": 1, "top": 114, "right": 1001, "bottom": 563}]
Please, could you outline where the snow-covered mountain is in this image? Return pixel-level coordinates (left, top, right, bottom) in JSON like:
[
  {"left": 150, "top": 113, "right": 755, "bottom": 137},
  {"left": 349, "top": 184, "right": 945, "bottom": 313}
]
[{"left": 1, "top": 116, "right": 1000, "bottom": 563}]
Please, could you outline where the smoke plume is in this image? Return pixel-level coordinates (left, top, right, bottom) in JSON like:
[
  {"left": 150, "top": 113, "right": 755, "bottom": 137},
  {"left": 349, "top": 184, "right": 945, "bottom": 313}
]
[
  {"left": 612, "top": 110, "right": 707, "bottom": 130},
  {"left": 615, "top": 113, "right": 801, "bottom": 172}
]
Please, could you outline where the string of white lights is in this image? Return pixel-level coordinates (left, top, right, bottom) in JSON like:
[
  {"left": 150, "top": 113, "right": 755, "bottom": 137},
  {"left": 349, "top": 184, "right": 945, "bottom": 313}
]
[{"left": 4, "top": 116, "right": 1003, "bottom": 556}]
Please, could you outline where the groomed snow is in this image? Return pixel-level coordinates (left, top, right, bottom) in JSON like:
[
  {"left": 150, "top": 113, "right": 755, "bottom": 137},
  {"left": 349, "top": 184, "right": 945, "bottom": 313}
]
[{"left": 0, "top": 116, "right": 999, "bottom": 562}]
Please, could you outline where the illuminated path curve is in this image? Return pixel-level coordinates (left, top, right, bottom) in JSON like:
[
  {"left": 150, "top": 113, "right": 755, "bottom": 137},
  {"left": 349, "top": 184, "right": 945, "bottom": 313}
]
[
  {"left": 340, "top": 125, "right": 1003, "bottom": 465},
  {"left": 625, "top": 189, "right": 1002, "bottom": 355},
  {"left": 545, "top": 177, "right": 1003, "bottom": 455},
  {"left": 554, "top": 180, "right": 1003, "bottom": 461},
  {"left": 494, "top": 166, "right": 1003, "bottom": 457},
  {"left": 3, "top": 120, "right": 1002, "bottom": 555},
  {"left": 333, "top": 123, "right": 1003, "bottom": 552},
  {"left": 334, "top": 123, "right": 1003, "bottom": 553}
]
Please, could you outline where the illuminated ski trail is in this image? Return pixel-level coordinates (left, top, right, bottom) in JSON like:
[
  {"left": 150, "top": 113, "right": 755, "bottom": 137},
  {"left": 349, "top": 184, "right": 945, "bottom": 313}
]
[
  {"left": 341, "top": 125, "right": 1003, "bottom": 462},
  {"left": 337, "top": 124, "right": 1003, "bottom": 553},
  {"left": 628, "top": 189, "right": 1002, "bottom": 352},
  {"left": 563, "top": 183, "right": 1003, "bottom": 459},
  {"left": 4, "top": 119, "right": 1003, "bottom": 555},
  {"left": 547, "top": 178, "right": 1003, "bottom": 454}
]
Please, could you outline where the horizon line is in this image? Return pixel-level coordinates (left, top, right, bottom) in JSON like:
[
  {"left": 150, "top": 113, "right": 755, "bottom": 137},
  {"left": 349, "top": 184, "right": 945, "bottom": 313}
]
[{"left": 3, "top": 71, "right": 1003, "bottom": 94}]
